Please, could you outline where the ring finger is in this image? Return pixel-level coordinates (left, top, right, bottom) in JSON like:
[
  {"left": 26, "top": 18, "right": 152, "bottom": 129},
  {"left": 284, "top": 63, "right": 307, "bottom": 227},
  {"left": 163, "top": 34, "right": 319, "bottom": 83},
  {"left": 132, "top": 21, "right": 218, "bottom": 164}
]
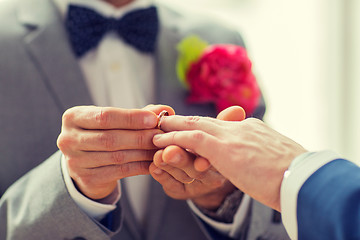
[{"left": 153, "top": 149, "right": 196, "bottom": 184}]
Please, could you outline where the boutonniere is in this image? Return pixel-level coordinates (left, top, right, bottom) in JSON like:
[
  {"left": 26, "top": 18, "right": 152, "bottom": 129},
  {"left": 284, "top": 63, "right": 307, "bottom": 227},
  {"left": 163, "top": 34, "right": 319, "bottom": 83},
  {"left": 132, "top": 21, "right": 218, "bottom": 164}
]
[{"left": 176, "top": 35, "right": 260, "bottom": 116}]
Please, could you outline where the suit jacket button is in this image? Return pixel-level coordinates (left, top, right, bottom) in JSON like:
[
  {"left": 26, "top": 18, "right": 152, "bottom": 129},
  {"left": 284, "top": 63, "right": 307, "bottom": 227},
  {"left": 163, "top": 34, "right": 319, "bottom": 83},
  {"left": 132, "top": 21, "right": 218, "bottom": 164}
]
[{"left": 272, "top": 210, "right": 282, "bottom": 223}]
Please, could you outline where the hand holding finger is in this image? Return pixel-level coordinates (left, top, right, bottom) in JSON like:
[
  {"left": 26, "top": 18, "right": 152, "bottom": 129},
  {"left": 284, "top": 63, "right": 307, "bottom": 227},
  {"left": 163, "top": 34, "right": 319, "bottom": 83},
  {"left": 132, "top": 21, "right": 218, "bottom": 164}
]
[
  {"left": 153, "top": 146, "right": 201, "bottom": 183},
  {"left": 57, "top": 105, "right": 172, "bottom": 200},
  {"left": 150, "top": 146, "right": 235, "bottom": 209}
]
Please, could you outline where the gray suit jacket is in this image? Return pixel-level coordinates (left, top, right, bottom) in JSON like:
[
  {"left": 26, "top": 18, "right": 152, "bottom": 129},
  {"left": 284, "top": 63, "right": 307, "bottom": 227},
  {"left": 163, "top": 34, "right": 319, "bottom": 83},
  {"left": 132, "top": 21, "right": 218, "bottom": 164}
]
[{"left": 0, "top": 0, "right": 288, "bottom": 239}]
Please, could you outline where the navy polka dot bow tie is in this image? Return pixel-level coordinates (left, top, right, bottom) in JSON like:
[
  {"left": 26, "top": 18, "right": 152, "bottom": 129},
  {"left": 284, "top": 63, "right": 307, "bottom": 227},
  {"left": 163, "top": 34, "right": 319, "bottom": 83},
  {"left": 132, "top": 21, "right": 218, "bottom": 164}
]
[{"left": 65, "top": 5, "right": 159, "bottom": 57}]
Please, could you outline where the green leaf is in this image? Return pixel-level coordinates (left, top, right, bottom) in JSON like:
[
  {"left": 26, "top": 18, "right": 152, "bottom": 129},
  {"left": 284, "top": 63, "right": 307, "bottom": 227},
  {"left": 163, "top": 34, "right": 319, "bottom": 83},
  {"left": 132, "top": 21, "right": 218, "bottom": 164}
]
[{"left": 176, "top": 35, "right": 209, "bottom": 88}]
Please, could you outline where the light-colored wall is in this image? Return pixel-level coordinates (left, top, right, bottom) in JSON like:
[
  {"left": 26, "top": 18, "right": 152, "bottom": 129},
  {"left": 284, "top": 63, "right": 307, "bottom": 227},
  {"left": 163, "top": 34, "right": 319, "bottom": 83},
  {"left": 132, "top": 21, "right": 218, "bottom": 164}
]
[{"left": 344, "top": 0, "right": 360, "bottom": 162}]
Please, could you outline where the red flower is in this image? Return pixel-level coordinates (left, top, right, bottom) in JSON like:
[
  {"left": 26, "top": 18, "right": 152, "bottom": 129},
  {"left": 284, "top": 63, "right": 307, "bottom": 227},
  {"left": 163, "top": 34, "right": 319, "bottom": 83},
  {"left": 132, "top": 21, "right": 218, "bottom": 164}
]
[{"left": 185, "top": 44, "right": 260, "bottom": 116}]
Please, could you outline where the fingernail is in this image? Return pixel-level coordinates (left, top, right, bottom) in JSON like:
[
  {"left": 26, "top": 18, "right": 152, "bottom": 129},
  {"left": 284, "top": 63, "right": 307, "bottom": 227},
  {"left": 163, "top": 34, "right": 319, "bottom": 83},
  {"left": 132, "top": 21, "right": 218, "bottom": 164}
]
[
  {"left": 144, "top": 114, "right": 157, "bottom": 127},
  {"left": 153, "top": 168, "right": 163, "bottom": 175},
  {"left": 153, "top": 134, "right": 162, "bottom": 141}
]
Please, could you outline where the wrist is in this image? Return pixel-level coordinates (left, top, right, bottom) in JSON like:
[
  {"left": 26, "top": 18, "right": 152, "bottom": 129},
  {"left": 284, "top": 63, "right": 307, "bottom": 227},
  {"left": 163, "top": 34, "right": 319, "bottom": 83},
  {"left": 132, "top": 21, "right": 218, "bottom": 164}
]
[
  {"left": 196, "top": 189, "right": 244, "bottom": 223},
  {"left": 73, "top": 179, "right": 118, "bottom": 200},
  {"left": 192, "top": 182, "right": 236, "bottom": 210}
]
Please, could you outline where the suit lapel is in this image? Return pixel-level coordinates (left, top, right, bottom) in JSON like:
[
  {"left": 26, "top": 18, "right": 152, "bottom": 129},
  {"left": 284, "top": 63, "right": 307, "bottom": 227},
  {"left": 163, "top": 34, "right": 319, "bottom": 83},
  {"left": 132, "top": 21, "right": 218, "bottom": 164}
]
[
  {"left": 120, "top": 181, "right": 144, "bottom": 240},
  {"left": 144, "top": 178, "right": 168, "bottom": 240},
  {"left": 18, "top": 0, "right": 93, "bottom": 112}
]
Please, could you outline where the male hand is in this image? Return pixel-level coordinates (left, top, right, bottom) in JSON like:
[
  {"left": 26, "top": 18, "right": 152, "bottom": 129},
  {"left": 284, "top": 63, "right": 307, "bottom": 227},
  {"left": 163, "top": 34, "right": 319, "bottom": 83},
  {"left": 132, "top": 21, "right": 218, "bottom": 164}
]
[
  {"left": 152, "top": 106, "right": 307, "bottom": 212},
  {"left": 57, "top": 105, "right": 174, "bottom": 200},
  {"left": 149, "top": 106, "right": 246, "bottom": 210}
]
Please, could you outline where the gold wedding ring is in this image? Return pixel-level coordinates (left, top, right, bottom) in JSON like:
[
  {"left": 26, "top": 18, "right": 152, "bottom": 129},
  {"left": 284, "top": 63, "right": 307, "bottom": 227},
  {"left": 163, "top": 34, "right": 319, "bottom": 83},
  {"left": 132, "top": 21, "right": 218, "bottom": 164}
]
[
  {"left": 184, "top": 178, "right": 195, "bottom": 184},
  {"left": 157, "top": 110, "right": 169, "bottom": 129}
]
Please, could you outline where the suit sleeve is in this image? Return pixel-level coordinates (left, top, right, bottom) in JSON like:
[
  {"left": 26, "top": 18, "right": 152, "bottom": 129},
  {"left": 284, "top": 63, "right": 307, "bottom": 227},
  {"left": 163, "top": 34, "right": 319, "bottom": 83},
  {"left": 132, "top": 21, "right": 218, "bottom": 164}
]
[
  {"left": 0, "top": 151, "right": 123, "bottom": 240},
  {"left": 281, "top": 150, "right": 360, "bottom": 240},
  {"left": 297, "top": 159, "right": 360, "bottom": 240}
]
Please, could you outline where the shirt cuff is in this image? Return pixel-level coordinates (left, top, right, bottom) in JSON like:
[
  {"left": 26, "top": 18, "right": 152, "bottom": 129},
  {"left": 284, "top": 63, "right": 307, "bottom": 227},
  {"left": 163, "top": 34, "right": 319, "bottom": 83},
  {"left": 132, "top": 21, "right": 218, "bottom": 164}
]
[
  {"left": 61, "top": 154, "right": 121, "bottom": 220},
  {"left": 187, "top": 194, "right": 251, "bottom": 238},
  {"left": 280, "top": 150, "right": 341, "bottom": 240}
]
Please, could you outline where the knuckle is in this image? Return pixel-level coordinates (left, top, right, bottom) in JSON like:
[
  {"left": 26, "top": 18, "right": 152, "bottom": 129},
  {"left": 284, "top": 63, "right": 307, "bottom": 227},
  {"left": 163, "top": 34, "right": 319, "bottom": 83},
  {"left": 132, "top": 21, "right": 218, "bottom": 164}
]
[
  {"left": 57, "top": 133, "right": 74, "bottom": 151},
  {"left": 95, "top": 107, "right": 111, "bottom": 128},
  {"left": 184, "top": 116, "right": 201, "bottom": 126},
  {"left": 56, "top": 134, "right": 65, "bottom": 150},
  {"left": 62, "top": 108, "right": 76, "bottom": 125},
  {"left": 138, "top": 161, "right": 151, "bottom": 172},
  {"left": 111, "top": 151, "right": 126, "bottom": 164},
  {"left": 123, "top": 110, "right": 136, "bottom": 127},
  {"left": 99, "top": 132, "right": 116, "bottom": 150},
  {"left": 191, "top": 130, "right": 205, "bottom": 141},
  {"left": 249, "top": 117, "right": 262, "bottom": 124},
  {"left": 78, "top": 133, "right": 88, "bottom": 146},
  {"left": 243, "top": 117, "right": 262, "bottom": 130},
  {"left": 117, "top": 163, "right": 131, "bottom": 175},
  {"left": 136, "top": 132, "right": 146, "bottom": 148},
  {"left": 117, "top": 162, "right": 150, "bottom": 177}
]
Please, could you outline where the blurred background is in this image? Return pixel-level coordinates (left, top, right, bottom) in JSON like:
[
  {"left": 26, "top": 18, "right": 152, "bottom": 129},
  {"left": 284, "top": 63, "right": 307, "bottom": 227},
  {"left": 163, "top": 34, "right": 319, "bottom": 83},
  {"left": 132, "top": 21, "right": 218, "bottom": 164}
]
[{"left": 158, "top": 0, "right": 360, "bottom": 163}]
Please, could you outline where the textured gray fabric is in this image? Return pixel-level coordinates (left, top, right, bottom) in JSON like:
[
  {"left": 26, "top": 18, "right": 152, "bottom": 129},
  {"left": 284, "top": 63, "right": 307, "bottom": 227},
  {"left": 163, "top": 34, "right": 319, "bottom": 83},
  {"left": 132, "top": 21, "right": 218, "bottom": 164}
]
[{"left": 0, "top": 0, "right": 285, "bottom": 239}]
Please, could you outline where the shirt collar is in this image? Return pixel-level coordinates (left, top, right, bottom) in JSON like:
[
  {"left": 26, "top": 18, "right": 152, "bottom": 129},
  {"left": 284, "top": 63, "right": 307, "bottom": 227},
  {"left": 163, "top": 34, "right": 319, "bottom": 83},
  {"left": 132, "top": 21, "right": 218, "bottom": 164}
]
[{"left": 52, "top": 0, "right": 153, "bottom": 19}]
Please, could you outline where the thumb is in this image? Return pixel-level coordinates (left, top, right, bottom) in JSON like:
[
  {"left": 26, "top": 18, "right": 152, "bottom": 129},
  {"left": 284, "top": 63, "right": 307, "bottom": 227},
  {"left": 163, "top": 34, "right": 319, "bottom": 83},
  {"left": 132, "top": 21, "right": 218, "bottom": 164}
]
[{"left": 217, "top": 106, "right": 246, "bottom": 121}]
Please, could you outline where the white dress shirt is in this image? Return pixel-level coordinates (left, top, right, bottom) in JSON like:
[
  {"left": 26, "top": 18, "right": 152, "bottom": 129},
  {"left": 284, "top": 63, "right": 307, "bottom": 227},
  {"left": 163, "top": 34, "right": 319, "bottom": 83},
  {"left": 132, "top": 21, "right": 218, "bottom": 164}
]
[
  {"left": 281, "top": 150, "right": 341, "bottom": 240},
  {"left": 53, "top": 0, "right": 249, "bottom": 236},
  {"left": 54, "top": 0, "right": 155, "bottom": 224}
]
